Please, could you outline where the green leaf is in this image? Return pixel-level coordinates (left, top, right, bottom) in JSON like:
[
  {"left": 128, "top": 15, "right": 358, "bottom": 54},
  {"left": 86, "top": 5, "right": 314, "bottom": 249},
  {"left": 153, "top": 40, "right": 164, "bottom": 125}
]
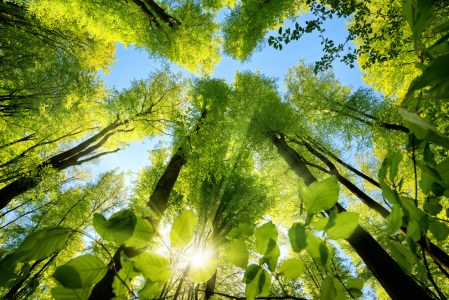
[
  {"left": 189, "top": 258, "right": 218, "bottom": 283},
  {"left": 124, "top": 216, "right": 154, "bottom": 248},
  {"left": 429, "top": 219, "right": 449, "bottom": 241},
  {"left": 325, "top": 212, "right": 359, "bottom": 240},
  {"left": 131, "top": 253, "right": 172, "bottom": 283},
  {"left": 320, "top": 276, "right": 345, "bottom": 300},
  {"left": 302, "top": 176, "right": 339, "bottom": 214},
  {"left": 260, "top": 243, "right": 280, "bottom": 272},
  {"left": 112, "top": 258, "right": 139, "bottom": 297},
  {"left": 278, "top": 259, "right": 304, "bottom": 279},
  {"left": 387, "top": 205, "right": 404, "bottom": 233},
  {"left": 170, "top": 210, "right": 198, "bottom": 248},
  {"left": 345, "top": 278, "right": 364, "bottom": 298},
  {"left": 254, "top": 221, "right": 278, "bottom": 255},
  {"left": 51, "top": 284, "right": 92, "bottom": 300},
  {"left": 15, "top": 228, "right": 71, "bottom": 262},
  {"left": 244, "top": 265, "right": 270, "bottom": 300},
  {"left": 311, "top": 217, "right": 328, "bottom": 231},
  {"left": 423, "top": 198, "right": 443, "bottom": 216},
  {"left": 389, "top": 241, "right": 414, "bottom": 274},
  {"left": 227, "top": 238, "right": 249, "bottom": 269},
  {"left": 306, "top": 232, "right": 329, "bottom": 267},
  {"left": 139, "top": 282, "right": 159, "bottom": 299},
  {"left": 412, "top": 0, "right": 435, "bottom": 41},
  {"left": 288, "top": 223, "right": 307, "bottom": 253},
  {"left": 0, "top": 228, "right": 71, "bottom": 286},
  {"left": 53, "top": 255, "right": 107, "bottom": 289},
  {"left": 399, "top": 108, "right": 449, "bottom": 149},
  {"left": 228, "top": 223, "right": 254, "bottom": 239},
  {"left": 389, "top": 152, "right": 403, "bottom": 183},
  {"left": 93, "top": 210, "right": 137, "bottom": 245}
]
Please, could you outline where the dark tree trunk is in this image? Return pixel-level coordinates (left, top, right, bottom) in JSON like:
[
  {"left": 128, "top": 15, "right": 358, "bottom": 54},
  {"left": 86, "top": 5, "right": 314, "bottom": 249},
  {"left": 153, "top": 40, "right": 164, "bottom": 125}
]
[
  {"left": 89, "top": 110, "right": 207, "bottom": 299},
  {"left": 271, "top": 134, "right": 431, "bottom": 300}
]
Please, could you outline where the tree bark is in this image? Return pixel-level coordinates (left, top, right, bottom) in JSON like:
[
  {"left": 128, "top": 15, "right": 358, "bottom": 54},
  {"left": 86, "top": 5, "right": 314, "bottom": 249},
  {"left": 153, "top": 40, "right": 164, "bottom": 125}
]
[{"left": 271, "top": 134, "right": 431, "bottom": 300}]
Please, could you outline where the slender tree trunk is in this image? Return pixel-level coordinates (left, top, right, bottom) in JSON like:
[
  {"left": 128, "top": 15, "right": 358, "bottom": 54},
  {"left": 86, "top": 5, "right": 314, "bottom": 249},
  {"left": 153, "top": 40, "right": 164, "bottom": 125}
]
[
  {"left": 271, "top": 134, "right": 431, "bottom": 300},
  {"left": 205, "top": 223, "right": 221, "bottom": 300},
  {"left": 89, "top": 110, "right": 207, "bottom": 299}
]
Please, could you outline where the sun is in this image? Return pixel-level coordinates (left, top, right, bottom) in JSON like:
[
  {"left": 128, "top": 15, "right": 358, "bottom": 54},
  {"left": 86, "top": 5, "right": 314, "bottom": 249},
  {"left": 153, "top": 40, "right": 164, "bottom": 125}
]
[{"left": 191, "top": 249, "right": 209, "bottom": 266}]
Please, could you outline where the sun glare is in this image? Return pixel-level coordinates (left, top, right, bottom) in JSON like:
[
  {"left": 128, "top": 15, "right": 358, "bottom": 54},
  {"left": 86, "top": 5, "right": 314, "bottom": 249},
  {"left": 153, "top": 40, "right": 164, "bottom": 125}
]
[{"left": 191, "top": 250, "right": 207, "bottom": 266}]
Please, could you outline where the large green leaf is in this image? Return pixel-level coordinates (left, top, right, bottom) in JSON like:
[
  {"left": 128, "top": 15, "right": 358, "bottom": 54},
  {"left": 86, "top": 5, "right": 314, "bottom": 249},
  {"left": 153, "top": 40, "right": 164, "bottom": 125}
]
[
  {"left": 51, "top": 284, "right": 92, "bottom": 300},
  {"left": 387, "top": 205, "right": 404, "bottom": 233},
  {"left": 189, "top": 258, "right": 218, "bottom": 283},
  {"left": 243, "top": 265, "right": 270, "bottom": 300},
  {"left": 0, "top": 228, "right": 71, "bottom": 286},
  {"left": 170, "top": 210, "right": 198, "bottom": 248},
  {"left": 429, "top": 219, "right": 449, "bottom": 241},
  {"left": 93, "top": 210, "right": 137, "bottom": 245},
  {"left": 302, "top": 176, "right": 339, "bottom": 214},
  {"left": 325, "top": 212, "right": 359, "bottom": 240},
  {"left": 399, "top": 108, "right": 449, "bottom": 149},
  {"left": 139, "top": 282, "right": 159, "bottom": 299},
  {"left": 320, "top": 276, "right": 345, "bottom": 300},
  {"left": 124, "top": 216, "right": 154, "bottom": 248},
  {"left": 226, "top": 238, "right": 249, "bottom": 269},
  {"left": 278, "top": 259, "right": 304, "bottom": 279},
  {"left": 259, "top": 243, "right": 280, "bottom": 272},
  {"left": 288, "top": 223, "right": 307, "bottom": 253},
  {"left": 15, "top": 228, "right": 71, "bottom": 262},
  {"left": 389, "top": 241, "right": 414, "bottom": 274},
  {"left": 53, "top": 255, "right": 107, "bottom": 289},
  {"left": 131, "top": 253, "right": 172, "bottom": 283},
  {"left": 345, "top": 278, "right": 364, "bottom": 298},
  {"left": 306, "top": 232, "right": 329, "bottom": 267},
  {"left": 254, "top": 221, "right": 278, "bottom": 255}
]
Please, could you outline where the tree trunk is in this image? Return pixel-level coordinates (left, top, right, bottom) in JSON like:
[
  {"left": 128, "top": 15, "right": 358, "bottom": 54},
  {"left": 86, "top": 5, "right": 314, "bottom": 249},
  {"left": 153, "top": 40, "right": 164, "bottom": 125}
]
[
  {"left": 205, "top": 223, "right": 221, "bottom": 300},
  {"left": 89, "top": 110, "right": 207, "bottom": 299},
  {"left": 271, "top": 134, "right": 431, "bottom": 300}
]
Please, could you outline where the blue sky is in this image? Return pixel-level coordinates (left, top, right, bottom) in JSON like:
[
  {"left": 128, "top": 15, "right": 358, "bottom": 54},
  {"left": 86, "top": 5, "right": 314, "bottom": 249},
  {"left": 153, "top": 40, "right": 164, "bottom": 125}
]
[{"left": 94, "top": 13, "right": 365, "bottom": 179}]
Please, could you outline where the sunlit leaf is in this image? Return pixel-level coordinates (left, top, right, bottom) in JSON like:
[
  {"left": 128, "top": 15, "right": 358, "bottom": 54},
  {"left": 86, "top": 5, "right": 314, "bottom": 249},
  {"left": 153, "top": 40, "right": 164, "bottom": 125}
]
[
  {"left": 53, "top": 255, "right": 107, "bottom": 289},
  {"left": 170, "top": 210, "right": 198, "bottom": 248},
  {"left": 189, "top": 258, "right": 218, "bottom": 283},
  {"left": 278, "top": 259, "right": 304, "bottom": 279},
  {"left": 227, "top": 238, "right": 248, "bottom": 269},
  {"left": 325, "top": 212, "right": 359, "bottom": 239},
  {"left": 288, "top": 223, "right": 307, "bottom": 253},
  {"left": 302, "top": 176, "right": 339, "bottom": 214},
  {"left": 132, "top": 253, "right": 172, "bottom": 283},
  {"left": 254, "top": 221, "right": 278, "bottom": 255}
]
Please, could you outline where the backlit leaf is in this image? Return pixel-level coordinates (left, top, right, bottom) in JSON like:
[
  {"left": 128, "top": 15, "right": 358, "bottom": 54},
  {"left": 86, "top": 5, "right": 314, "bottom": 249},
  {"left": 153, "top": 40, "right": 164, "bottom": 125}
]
[
  {"left": 170, "top": 210, "right": 198, "bottom": 248},
  {"left": 53, "top": 255, "right": 107, "bottom": 289},
  {"left": 302, "top": 176, "right": 339, "bottom": 214},
  {"left": 278, "top": 259, "right": 304, "bottom": 279}
]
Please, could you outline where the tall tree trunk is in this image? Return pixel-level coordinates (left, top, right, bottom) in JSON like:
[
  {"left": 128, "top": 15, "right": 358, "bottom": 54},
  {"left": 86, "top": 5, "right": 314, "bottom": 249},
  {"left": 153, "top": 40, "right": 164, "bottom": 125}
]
[
  {"left": 271, "top": 134, "right": 431, "bottom": 300},
  {"left": 205, "top": 222, "right": 221, "bottom": 300},
  {"left": 89, "top": 110, "right": 207, "bottom": 299}
]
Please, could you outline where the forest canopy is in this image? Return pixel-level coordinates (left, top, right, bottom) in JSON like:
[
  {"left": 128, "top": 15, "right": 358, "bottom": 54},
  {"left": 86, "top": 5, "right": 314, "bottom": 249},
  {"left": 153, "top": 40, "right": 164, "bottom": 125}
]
[{"left": 1, "top": 0, "right": 449, "bottom": 299}]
